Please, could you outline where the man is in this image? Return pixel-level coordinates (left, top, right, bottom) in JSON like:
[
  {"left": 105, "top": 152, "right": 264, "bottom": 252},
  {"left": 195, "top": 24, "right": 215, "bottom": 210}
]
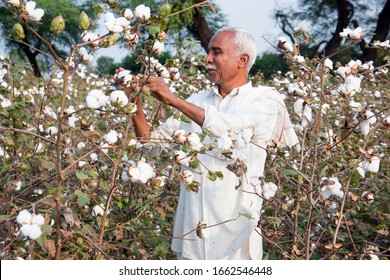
[{"left": 132, "top": 27, "right": 299, "bottom": 259}]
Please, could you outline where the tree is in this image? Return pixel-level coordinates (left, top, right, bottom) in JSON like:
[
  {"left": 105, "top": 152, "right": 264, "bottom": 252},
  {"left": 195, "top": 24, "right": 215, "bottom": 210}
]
[
  {"left": 275, "top": 0, "right": 390, "bottom": 61},
  {"left": 0, "top": 0, "right": 98, "bottom": 77}
]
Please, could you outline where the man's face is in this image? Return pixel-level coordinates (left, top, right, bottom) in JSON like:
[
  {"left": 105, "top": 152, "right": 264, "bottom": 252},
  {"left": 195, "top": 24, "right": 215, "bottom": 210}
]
[{"left": 205, "top": 31, "right": 240, "bottom": 85}]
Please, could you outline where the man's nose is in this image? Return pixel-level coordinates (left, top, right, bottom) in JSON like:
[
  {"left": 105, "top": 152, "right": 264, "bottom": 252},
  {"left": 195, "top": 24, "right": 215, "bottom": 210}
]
[{"left": 205, "top": 53, "right": 212, "bottom": 63}]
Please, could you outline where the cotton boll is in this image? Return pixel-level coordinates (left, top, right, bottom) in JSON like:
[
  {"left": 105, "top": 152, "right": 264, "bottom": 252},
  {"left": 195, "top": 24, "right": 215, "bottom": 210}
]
[
  {"left": 180, "top": 170, "right": 194, "bottom": 184},
  {"left": 186, "top": 133, "right": 203, "bottom": 151},
  {"left": 27, "top": 224, "right": 42, "bottom": 240},
  {"left": 136, "top": 161, "right": 155, "bottom": 183},
  {"left": 324, "top": 58, "right": 333, "bottom": 69},
  {"left": 172, "top": 129, "right": 187, "bottom": 144},
  {"left": 134, "top": 4, "right": 151, "bottom": 21},
  {"left": 104, "top": 130, "right": 119, "bottom": 144},
  {"left": 123, "top": 8, "right": 134, "bottom": 20},
  {"left": 25, "top": 1, "right": 45, "bottom": 22},
  {"left": 262, "top": 190, "right": 273, "bottom": 200},
  {"left": 174, "top": 150, "right": 191, "bottom": 167},
  {"left": 90, "top": 153, "right": 98, "bottom": 162},
  {"left": 128, "top": 166, "right": 141, "bottom": 182},
  {"left": 46, "top": 126, "right": 58, "bottom": 136},
  {"left": 278, "top": 37, "right": 294, "bottom": 52},
  {"left": 16, "top": 209, "right": 32, "bottom": 225},
  {"left": 362, "top": 156, "right": 380, "bottom": 173},
  {"left": 151, "top": 41, "right": 164, "bottom": 55},
  {"left": 92, "top": 204, "right": 109, "bottom": 217},
  {"left": 293, "top": 99, "right": 304, "bottom": 116},
  {"left": 31, "top": 214, "right": 45, "bottom": 226}
]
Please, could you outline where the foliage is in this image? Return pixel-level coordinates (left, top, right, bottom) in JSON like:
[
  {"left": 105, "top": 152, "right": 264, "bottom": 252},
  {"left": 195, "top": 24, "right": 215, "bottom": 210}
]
[{"left": 0, "top": 0, "right": 389, "bottom": 261}]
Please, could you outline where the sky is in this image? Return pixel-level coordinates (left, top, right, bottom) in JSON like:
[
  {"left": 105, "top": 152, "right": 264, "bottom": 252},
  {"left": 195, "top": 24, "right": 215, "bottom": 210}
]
[{"left": 212, "top": 0, "right": 298, "bottom": 54}]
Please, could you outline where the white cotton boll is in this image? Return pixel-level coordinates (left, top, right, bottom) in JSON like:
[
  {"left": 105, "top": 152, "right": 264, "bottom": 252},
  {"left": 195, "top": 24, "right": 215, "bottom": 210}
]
[
  {"left": 79, "top": 47, "right": 93, "bottom": 64},
  {"left": 370, "top": 254, "right": 379, "bottom": 260},
  {"left": 349, "top": 27, "right": 363, "bottom": 40},
  {"left": 345, "top": 75, "right": 361, "bottom": 93},
  {"left": 31, "top": 214, "right": 45, "bottom": 226},
  {"left": 293, "top": 55, "right": 305, "bottom": 64},
  {"left": 27, "top": 224, "right": 42, "bottom": 240},
  {"left": 77, "top": 142, "right": 85, "bottom": 149},
  {"left": 262, "top": 190, "right": 272, "bottom": 200},
  {"left": 128, "top": 166, "right": 141, "bottom": 182},
  {"left": 100, "top": 142, "right": 109, "bottom": 154},
  {"left": 136, "top": 161, "right": 155, "bottom": 183},
  {"left": 90, "top": 153, "right": 98, "bottom": 162},
  {"left": 336, "top": 66, "right": 351, "bottom": 78},
  {"left": 302, "top": 105, "right": 312, "bottom": 127},
  {"left": 86, "top": 89, "right": 108, "bottom": 109},
  {"left": 92, "top": 204, "right": 108, "bottom": 216},
  {"left": 123, "top": 8, "right": 134, "bottom": 20},
  {"left": 20, "top": 224, "right": 33, "bottom": 238},
  {"left": 356, "top": 166, "right": 365, "bottom": 178},
  {"left": 362, "top": 156, "right": 380, "bottom": 173},
  {"left": 16, "top": 209, "right": 32, "bottom": 225},
  {"left": 339, "top": 28, "right": 352, "bottom": 38},
  {"left": 35, "top": 142, "right": 44, "bottom": 153},
  {"left": 110, "top": 90, "right": 128, "bottom": 107},
  {"left": 135, "top": 4, "right": 151, "bottom": 21},
  {"left": 14, "top": 181, "right": 22, "bottom": 191},
  {"left": 267, "top": 182, "right": 278, "bottom": 193},
  {"left": 26, "top": 1, "right": 45, "bottom": 22},
  {"left": 151, "top": 41, "right": 164, "bottom": 55},
  {"left": 293, "top": 99, "right": 304, "bottom": 116},
  {"left": 82, "top": 31, "right": 99, "bottom": 45},
  {"left": 278, "top": 37, "right": 294, "bottom": 52},
  {"left": 172, "top": 129, "right": 187, "bottom": 144},
  {"left": 180, "top": 170, "right": 194, "bottom": 184},
  {"left": 324, "top": 58, "right": 333, "bottom": 69},
  {"left": 217, "top": 131, "right": 234, "bottom": 150},
  {"left": 105, "top": 130, "right": 119, "bottom": 144},
  {"left": 186, "top": 133, "right": 203, "bottom": 151},
  {"left": 104, "top": 13, "right": 130, "bottom": 33},
  {"left": 175, "top": 150, "right": 191, "bottom": 167},
  {"left": 46, "top": 126, "right": 58, "bottom": 136},
  {"left": 1, "top": 99, "right": 12, "bottom": 108}
]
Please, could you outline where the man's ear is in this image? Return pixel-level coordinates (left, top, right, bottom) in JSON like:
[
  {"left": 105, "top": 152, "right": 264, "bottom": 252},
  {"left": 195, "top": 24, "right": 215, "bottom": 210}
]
[{"left": 238, "top": 54, "right": 249, "bottom": 69}]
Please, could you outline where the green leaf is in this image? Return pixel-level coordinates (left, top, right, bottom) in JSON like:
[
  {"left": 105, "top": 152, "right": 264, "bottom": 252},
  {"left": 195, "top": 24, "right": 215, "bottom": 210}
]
[
  {"left": 0, "top": 215, "right": 7, "bottom": 222},
  {"left": 215, "top": 171, "right": 224, "bottom": 180},
  {"left": 159, "top": 18, "right": 168, "bottom": 31},
  {"left": 181, "top": 145, "right": 189, "bottom": 153},
  {"left": 207, "top": 172, "right": 217, "bottom": 181},
  {"left": 77, "top": 193, "right": 90, "bottom": 207},
  {"left": 146, "top": 25, "right": 160, "bottom": 38},
  {"left": 41, "top": 224, "right": 53, "bottom": 235},
  {"left": 89, "top": 170, "right": 99, "bottom": 180},
  {"left": 190, "top": 158, "right": 198, "bottom": 168},
  {"left": 40, "top": 159, "right": 56, "bottom": 171},
  {"left": 75, "top": 170, "right": 89, "bottom": 180},
  {"left": 180, "top": 114, "right": 191, "bottom": 123},
  {"left": 93, "top": 5, "right": 103, "bottom": 14}
]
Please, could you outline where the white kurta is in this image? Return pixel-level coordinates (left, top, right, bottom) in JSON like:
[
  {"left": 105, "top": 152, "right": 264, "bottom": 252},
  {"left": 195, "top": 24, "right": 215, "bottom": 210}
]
[{"left": 143, "top": 82, "right": 298, "bottom": 260}]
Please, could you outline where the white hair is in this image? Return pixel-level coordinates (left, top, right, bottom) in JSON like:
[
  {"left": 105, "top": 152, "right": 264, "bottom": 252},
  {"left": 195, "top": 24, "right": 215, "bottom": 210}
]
[{"left": 215, "top": 27, "right": 257, "bottom": 73}]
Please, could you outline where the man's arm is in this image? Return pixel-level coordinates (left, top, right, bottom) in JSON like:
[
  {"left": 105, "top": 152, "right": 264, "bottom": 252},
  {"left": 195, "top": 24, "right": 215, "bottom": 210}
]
[
  {"left": 132, "top": 94, "right": 151, "bottom": 141},
  {"left": 139, "top": 75, "right": 205, "bottom": 127}
]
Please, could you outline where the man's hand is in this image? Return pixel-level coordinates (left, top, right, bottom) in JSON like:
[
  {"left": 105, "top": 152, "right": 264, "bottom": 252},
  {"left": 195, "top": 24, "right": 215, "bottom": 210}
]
[{"left": 138, "top": 74, "right": 177, "bottom": 106}]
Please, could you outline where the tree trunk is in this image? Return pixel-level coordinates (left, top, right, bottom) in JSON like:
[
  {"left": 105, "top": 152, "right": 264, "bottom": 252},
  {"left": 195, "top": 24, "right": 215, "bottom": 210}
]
[
  {"left": 322, "top": 0, "right": 353, "bottom": 56},
  {"left": 361, "top": 0, "right": 390, "bottom": 62},
  {"left": 187, "top": 0, "right": 214, "bottom": 51},
  {"left": 19, "top": 41, "right": 42, "bottom": 77}
]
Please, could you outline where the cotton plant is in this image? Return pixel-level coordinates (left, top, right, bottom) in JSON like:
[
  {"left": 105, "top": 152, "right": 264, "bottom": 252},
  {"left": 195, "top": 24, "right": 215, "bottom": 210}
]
[
  {"left": 128, "top": 158, "right": 155, "bottom": 184},
  {"left": 24, "top": 1, "right": 45, "bottom": 22},
  {"left": 319, "top": 177, "right": 344, "bottom": 199},
  {"left": 255, "top": 182, "right": 278, "bottom": 200},
  {"left": 16, "top": 209, "right": 45, "bottom": 240},
  {"left": 92, "top": 204, "right": 110, "bottom": 216}
]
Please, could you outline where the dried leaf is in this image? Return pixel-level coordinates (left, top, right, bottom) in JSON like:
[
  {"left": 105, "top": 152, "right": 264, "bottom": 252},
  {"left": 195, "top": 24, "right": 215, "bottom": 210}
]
[
  {"left": 43, "top": 239, "right": 56, "bottom": 259},
  {"left": 226, "top": 158, "right": 247, "bottom": 177},
  {"left": 60, "top": 206, "right": 75, "bottom": 230},
  {"left": 196, "top": 220, "right": 207, "bottom": 239}
]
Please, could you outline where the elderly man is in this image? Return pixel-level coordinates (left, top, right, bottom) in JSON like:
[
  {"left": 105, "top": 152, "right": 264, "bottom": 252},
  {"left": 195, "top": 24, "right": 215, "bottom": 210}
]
[{"left": 132, "top": 27, "right": 299, "bottom": 260}]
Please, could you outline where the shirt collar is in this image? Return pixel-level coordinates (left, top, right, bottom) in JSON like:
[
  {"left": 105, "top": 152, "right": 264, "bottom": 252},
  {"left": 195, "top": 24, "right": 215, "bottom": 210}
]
[{"left": 211, "top": 81, "right": 253, "bottom": 97}]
